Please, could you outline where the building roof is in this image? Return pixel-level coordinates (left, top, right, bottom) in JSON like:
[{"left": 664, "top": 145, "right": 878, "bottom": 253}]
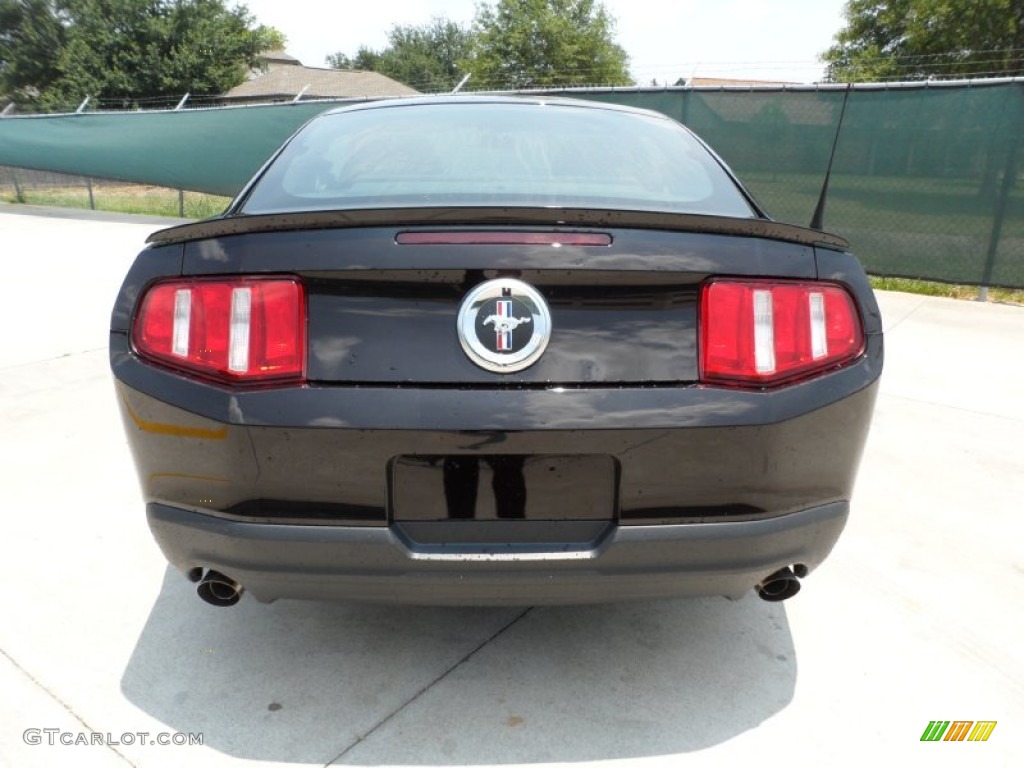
[
  {"left": 222, "top": 53, "right": 418, "bottom": 102},
  {"left": 259, "top": 50, "right": 302, "bottom": 66}
]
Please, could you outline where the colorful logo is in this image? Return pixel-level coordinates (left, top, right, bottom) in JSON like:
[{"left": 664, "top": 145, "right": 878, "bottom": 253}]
[
  {"left": 482, "top": 299, "right": 532, "bottom": 351},
  {"left": 457, "top": 278, "right": 551, "bottom": 373},
  {"left": 920, "top": 721, "right": 997, "bottom": 742}
]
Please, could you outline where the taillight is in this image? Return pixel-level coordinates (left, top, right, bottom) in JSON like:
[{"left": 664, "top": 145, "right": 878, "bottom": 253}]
[
  {"left": 700, "top": 279, "right": 864, "bottom": 387},
  {"left": 132, "top": 277, "right": 305, "bottom": 384}
]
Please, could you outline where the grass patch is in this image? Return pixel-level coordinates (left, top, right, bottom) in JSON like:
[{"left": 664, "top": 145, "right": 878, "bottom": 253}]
[
  {"left": 869, "top": 276, "right": 1024, "bottom": 305},
  {"left": 1, "top": 183, "right": 230, "bottom": 219}
]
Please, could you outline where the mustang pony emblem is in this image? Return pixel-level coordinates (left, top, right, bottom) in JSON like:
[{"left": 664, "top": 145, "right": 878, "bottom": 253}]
[
  {"left": 482, "top": 299, "right": 531, "bottom": 351},
  {"left": 457, "top": 279, "right": 551, "bottom": 372},
  {"left": 482, "top": 314, "right": 532, "bottom": 332}
]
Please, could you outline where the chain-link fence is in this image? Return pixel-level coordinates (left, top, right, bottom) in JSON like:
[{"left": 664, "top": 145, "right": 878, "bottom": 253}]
[{"left": 0, "top": 166, "right": 229, "bottom": 218}]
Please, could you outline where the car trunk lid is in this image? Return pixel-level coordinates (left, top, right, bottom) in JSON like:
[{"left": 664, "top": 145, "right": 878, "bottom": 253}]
[{"left": 178, "top": 221, "right": 819, "bottom": 386}]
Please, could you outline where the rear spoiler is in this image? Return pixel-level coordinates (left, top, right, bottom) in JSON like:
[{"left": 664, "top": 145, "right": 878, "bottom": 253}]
[{"left": 147, "top": 207, "right": 850, "bottom": 251}]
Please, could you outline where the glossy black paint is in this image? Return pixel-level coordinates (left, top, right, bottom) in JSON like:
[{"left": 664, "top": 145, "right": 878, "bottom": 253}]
[
  {"left": 108, "top": 242, "right": 182, "bottom": 332},
  {"left": 110, "top": 94, "right": 884, "bottom": 605},
  {"left": 111, "top": 219, "right": 881, "bottom": 604},
  {"left": 392, "top": 455, "right": 617, "bottom": 522},
  {"left": 113, "top": 369, "right": 877, "bottom": 528},
  {"left": 305, "top": 275, "right": 700, "bottom": 384},
  {"left": 176, "top": 225, "right": 818, "bottom": 276},
  {"left": 146, "top": 500, "right": 851, "bottom": 605},
  {"left": 112, "top": 332, "right": 880, "bottom": 430},
  {"left": 147, "top": 206, "right": 849, "bottom": 250}
]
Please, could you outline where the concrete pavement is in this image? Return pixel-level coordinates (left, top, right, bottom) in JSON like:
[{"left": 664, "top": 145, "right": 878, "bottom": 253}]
[{"left": 1, "top": 205, "right": 1021, "bottom": 767}]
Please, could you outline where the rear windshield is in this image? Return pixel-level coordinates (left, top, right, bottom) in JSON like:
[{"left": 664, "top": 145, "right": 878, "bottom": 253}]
[{"left": 240, "top": 101, "right": 756, "bottom": 218}]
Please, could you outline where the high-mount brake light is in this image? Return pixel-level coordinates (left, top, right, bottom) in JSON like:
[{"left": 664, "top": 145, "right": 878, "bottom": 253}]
[
  {"left": 395, "top": 231, "right": 612, "bottom": 246},
  {"left": 132, "top": 277, "right": 305, "bottom": 384},
  {"left": 701, "top": 279, "right": 864, "bottom": 387}
]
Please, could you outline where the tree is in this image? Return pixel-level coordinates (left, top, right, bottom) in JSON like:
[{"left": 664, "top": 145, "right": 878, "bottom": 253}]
[
  {"left": 327, "top": 17, "right": 473, "bottom": 92},
  {"left": 0, "top": 0, "right": 284, "bottom": 108},
  {"left": 466, "top": 0, "right": 632, "bottom": 89},
  {"left": 0, "top": 0, "right": 66, "bottom": 99},
  {"left": 325, "top": 47, "right": 381, "bottom": 73},
  {"left": 823, "top": 0, "right": 1024, "bottom": 82}
]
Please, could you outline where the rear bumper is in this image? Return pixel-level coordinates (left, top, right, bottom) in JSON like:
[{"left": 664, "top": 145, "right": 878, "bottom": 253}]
[
  {"left": 148, "top": 500, "right": 848, "bottom": 605},
  {"left": 117, "top": 336, "right": 879, "bottom": 605}
]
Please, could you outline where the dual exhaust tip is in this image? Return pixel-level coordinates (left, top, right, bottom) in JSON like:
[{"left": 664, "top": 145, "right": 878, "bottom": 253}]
[
  {"left": 191, "top": 568, "right": 244, "bottom": 607},
  {"left": 189, "top": 564, "right": 807, "bottom": 607}
]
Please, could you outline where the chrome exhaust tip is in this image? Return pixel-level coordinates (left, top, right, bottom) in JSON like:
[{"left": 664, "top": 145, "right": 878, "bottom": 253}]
[
  {"left": 756, "top": 566, "right": 802, "bottom": 602},
  {"left": 196, "top": 569, "right": 244, "bottom": 607}
]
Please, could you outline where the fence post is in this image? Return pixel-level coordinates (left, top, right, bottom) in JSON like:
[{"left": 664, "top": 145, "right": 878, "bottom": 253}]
[
  {"left": 178, "top": 189, "right": 185, "bottom": 217},
  {"left": 12, "top": 172, "right": 25, "bottom": 203},
  {"left": 86, "top": 178, "right": 95, "bottom": 210},
  {"left": 978, "top": 86, "right": 1023, "bottom": 297}
]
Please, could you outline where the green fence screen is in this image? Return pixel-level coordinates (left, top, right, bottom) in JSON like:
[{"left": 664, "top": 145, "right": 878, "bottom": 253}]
[
  {"left": 1, "top": 82, "right": 1021, "bottom": 288},
  {"left": 565, "top": 82, "right": 1023, "bottom": 289},
  {"left": 0, "top": 101, "right": 333, "bottom": 197}
]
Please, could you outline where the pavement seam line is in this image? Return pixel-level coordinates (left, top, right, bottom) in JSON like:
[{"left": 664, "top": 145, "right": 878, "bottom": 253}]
[
  {"left": 880, "top": 296, "right": 927, "bottom": 333},
  {"left": 880, "top": 391, "right": 1024, "bottom": 424},
  {"left": 0, "top": 646, "right": 137, "bottom": 767},
  {"left": 0, "top": 346, "right": 107, "bottom": 373},
  {"left": 324, "top": 607, "right": 534, "bottom": 766}
]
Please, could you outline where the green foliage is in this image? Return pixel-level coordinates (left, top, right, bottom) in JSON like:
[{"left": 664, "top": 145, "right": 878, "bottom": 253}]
[
  {"left": 0, "top": 0, "right": 66, "bottom": 98},
  {"left": 823, "top": 0, "right": 1024, "bottom": 82},
  {"left": 0, "top": 0, "right": 284, "bottom": 108},
  {"left": 0, "top": 177, "right": 230, "bottom": 217},
  {"left": 325, "top": 48, "right": 381, "bottom": 73},
  {"left": 326, "top": 1, "right": 632, "bottom": 91},
  {"left": 869, "top": 276, "right": 1024, "bottom": 304},
  {"left": 467, "top": 0, "right": 631, "bottom": 89},
  {"left": 327, "top": 16, "right": 473, "bottom": 92}
]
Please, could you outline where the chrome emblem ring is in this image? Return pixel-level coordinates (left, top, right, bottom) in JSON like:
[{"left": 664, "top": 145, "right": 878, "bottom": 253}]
[{"left": 457, "top": 278, "right": 552, "bottom": 373}]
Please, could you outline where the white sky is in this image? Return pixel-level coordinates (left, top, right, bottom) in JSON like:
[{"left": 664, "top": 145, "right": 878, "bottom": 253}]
[{"left": 240, "top": 0, "right": 849, "bottom": 85}]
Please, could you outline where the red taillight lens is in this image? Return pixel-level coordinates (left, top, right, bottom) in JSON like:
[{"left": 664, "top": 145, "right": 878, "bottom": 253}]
[
  {"left": 132, "top": 277, "right": 305, "bottom": 384},
  {"left": 701, "top": 279, "right": 864, "bottom": 387}
]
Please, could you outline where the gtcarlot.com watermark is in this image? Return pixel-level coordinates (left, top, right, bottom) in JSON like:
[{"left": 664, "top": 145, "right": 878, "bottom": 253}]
[{"left": 23, "top": 729, "right": 203, "bottom": 747}]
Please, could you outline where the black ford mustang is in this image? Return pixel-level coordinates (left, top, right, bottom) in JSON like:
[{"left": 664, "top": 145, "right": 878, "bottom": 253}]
[{"left": 110, "top": 95, "right": 882, "bottom": 607}]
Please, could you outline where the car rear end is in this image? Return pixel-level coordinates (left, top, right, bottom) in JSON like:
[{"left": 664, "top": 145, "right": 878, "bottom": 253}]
[{"left": 109, "top": 97, "right": 882, "bottom": 606}]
